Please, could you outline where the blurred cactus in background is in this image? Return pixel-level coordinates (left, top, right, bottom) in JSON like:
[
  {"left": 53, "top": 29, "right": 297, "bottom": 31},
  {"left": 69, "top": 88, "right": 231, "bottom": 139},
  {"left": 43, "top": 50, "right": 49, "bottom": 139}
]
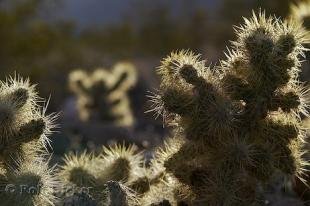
[
  {"left": 148, "top": 11, "right": 309, "bottom": 205},
  {"left": 0, "top": 7, "right": 305, "bottom": 206},
  {"left": 0, "top": 75, "right": 58, "bottom": 205},
  {"left": 69, "top": 62, "right": 137, "bottom": 127},
  {"left": 59, "top": 11, "right": 310, "bottom": 206},
  {"left": 1, "top": 0, "right": 309, "bottom": 205},
  {"left": 290, "top": 0, "right": 310, "bottom": 33}
]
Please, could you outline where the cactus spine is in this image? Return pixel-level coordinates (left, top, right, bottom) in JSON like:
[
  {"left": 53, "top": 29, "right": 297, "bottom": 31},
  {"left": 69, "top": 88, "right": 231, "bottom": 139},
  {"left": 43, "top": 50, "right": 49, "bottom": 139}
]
[
  {"left": 0, "top": 75, "right": 58, "bottom": 206},
  {"left": 69, "top": 62, "right": 137, "bottom": 126},
  {"left": 58, "top": 144, "right": 144, "bottom": 205},
  {"left": 148, "top": 11, "right": 309, "bottom": 205},
  {"left": 60, "top": 11, "right": 309, "bottom": 206}
]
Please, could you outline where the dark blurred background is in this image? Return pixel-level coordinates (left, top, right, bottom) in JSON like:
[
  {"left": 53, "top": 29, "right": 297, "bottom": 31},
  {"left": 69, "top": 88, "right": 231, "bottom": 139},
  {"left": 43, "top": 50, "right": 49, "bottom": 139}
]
[
  {"left": 0, "top": 0, "right": 308, "bottom": 155},
  {"left": 2, "top": 1, "right": 310, "bottom": 204}
]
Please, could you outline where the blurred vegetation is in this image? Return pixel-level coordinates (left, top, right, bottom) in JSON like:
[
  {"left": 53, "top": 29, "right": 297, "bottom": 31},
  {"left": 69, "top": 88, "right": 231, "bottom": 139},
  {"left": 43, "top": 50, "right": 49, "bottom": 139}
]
[
  {"left": 1, "top": 1, "right": 309, "bottom": 204},
  {"left": 0, "top": 0, "right": 83, "bottom": 110},
  {"left": 68, "top": 62, "right": 137, "bottom": 126},
  {"left": 0, "top": 0, "right": 304, "bottom": 111}
]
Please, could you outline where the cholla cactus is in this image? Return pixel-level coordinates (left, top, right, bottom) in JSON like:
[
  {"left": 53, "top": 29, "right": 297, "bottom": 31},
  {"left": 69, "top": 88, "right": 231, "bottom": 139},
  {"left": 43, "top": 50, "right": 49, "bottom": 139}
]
[
  {"left": 0, "top": 75, "right": 58, "bottom": 206},
  {"left": 148, "top": 11, "right": 309, "bottom": 205},
  {"left": 58, "top": 144, "right": 144, "bottom": 205},
  {"left": 69, "top": 62, "right": 137, "bottom": 126},
  {"left": 290, "top": 0, "right": 310, "bottom": 32}
]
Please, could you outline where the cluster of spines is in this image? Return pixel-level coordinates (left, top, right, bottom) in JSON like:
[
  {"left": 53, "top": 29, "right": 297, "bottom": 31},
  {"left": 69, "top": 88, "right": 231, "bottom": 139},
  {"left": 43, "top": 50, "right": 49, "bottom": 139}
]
[
  {"left": 147, "top": 11, "right": 309, "bottom": 205},
  {"left": 0, "top": 75, "right": 58, "bottom": 206},
  {"left": 58, "top": 144, "right": 147, "bottom": 205},
  {"left": 2, "top": 10, "right": 307, "bottom": 206},
  {"left": 58, "top": 141, "right": 188, "bottom": 206},
  {"left": 69, "top": 62, "right": 137, "bottom": 127}
]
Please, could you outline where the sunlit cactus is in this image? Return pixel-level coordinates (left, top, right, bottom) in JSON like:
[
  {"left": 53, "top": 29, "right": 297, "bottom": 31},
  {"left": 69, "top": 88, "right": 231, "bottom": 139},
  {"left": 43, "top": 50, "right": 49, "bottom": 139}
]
[
  {"left": 69, "top": 62, "right": 137, "bottom": 126},
  {"left": 0, "top": 157, "right": 58, "bottom": 206},
  {"left": 290, "top": 0, "right": 310, "bottom": 33},
  {"left": 104, "top": 181, "right": 139, "bottom": 206},
  {"left": 58, "top": 151, "right": 105, "bottom": 205},
  {"left": 96, "top": 144, "right": 145, "bottom": 185},
  {"left": 0, "top": 75, "right": 58, "bottom": 206},
  {"left": 58, "top": 144, "right": 143, "bottom": 205},
  {"left": 149, "top": 11, "right": 309, "bottom": 205}
]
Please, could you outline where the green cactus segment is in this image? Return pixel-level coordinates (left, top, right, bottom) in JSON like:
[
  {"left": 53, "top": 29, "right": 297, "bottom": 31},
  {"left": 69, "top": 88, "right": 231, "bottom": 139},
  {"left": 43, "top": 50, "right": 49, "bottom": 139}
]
[
  {"left": 58, "top": 144, "right": 144, "bottom": 205},
  {"left": 0, "top": 75, "right": 58, "bottom": 206},
  {"left": 59, "top": 11, "right": 308, "bottom": 206},
  {"left": 0, "top": 158, "right": 58, "bottom": 206},
  {"left": 69, "top": 62, "right": 137, "bottom": 126},
  {"left": 149, "top": 11, "right": 309, "bottom": 205},
  {"left": 104, "top": 181, "right": 135, "bottom": 206},
  {"left": 98, "top": 157, "right": 131, "bottom": 183},
  {"left": 69, "top": 167, "right": 97, "bottom": 188},
  {"left": 10, "top": 88, "right": 30, "bottom": 109}
]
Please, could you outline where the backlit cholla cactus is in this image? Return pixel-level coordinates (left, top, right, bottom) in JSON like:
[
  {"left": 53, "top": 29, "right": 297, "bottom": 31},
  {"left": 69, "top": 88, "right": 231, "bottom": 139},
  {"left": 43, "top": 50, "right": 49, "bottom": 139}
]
[
  {"left": 0, "top": 75, "right": 58, "bottom": 206},
  {"left": 290, "top": 1, "right": 310, "bottom": 201},
  {"left": 290, "top": 0, "right": 310, "bottom": 34},
  {"left": 69, "top": 62, "right": 137, "bottom": 127},
  {"left": 149, "top": 11, "right": 309, "bottom": 205},
  {"left": 58, "top": 144, "right": 145, "bottom": 205}
]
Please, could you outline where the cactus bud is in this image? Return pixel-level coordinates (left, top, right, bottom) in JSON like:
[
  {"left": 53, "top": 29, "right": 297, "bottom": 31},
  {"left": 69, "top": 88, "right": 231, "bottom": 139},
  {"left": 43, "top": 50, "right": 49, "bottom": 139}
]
[
  {"left": 179, "top": 65, "right": 199, "bottom": 85},
  {"left": 275, "top": 34, "right": 297, "bottom": 56},
  {"left": 148, "top": 11, "right": 308, "bottom": 205},
  {"left": 10, "top": 88, "right": 29, "bottom": 109}
]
